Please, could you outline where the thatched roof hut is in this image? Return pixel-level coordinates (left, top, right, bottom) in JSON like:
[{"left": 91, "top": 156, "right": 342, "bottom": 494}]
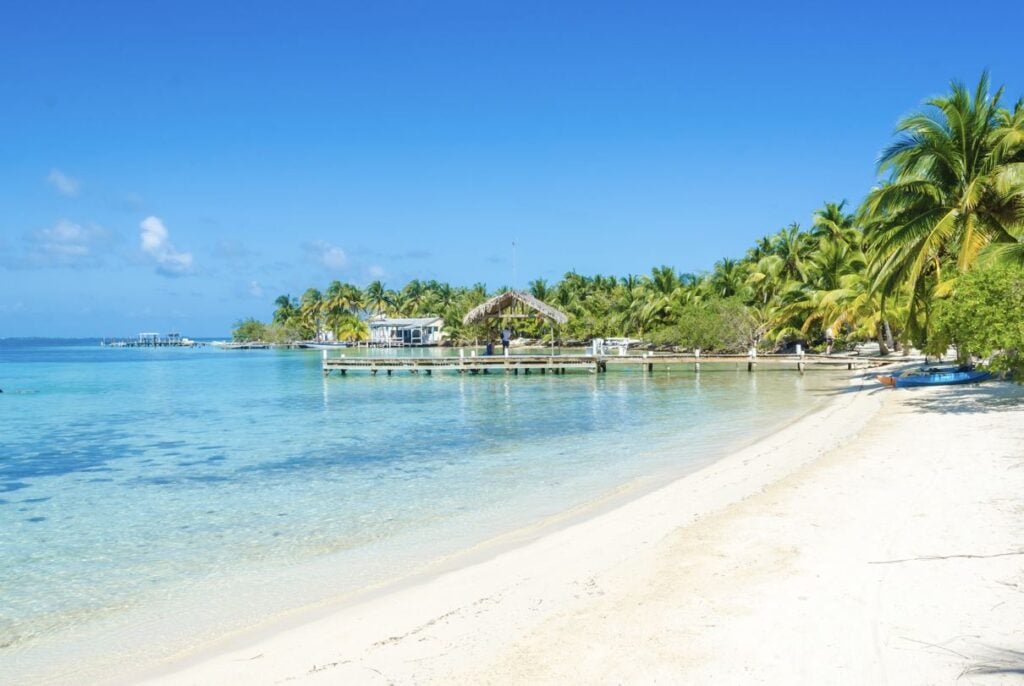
[{"left": 462, "top": 290, "right": 569, "bottom": 327}]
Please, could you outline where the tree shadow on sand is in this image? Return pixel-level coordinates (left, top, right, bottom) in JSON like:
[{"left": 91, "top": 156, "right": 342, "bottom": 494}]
[
  {"left": 819, "top": 374, "right": 1024, "bottom": 412},
  {"left": 897, "top": 383, "right": 1024, "bottom": 415}
]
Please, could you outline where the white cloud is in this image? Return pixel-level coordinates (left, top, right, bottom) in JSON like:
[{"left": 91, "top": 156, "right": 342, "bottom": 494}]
[
  {"left": 248, "top": 280, "right": 264, "bottom": 298},
  {"left": 139, "top": 216, "right": 195, "bottom": 276},
  {"left": 22, "top": 220, "right": 113, "bottom": 268},
  {"left": 367, "top": 265, "right": 386, "bottom": 278},
  {"left": 47, "top": 169, "right": 80, "bottom": 196},
  {"left": 303, "top": 240, "right": 348, "bottom": 270}
]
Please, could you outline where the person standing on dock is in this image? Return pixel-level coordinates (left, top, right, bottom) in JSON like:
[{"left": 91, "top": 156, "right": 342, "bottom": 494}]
[
  {"left": 501, "top": 327, "right": 511, "bottom": 356},
  {"left": 825, "top": 326, "right": 835, "bottom": 355}
]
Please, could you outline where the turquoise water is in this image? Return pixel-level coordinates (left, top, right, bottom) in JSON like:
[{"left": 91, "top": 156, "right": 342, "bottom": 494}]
[{"left": 1, "top": 340, "right": 840, "bottom": 683}]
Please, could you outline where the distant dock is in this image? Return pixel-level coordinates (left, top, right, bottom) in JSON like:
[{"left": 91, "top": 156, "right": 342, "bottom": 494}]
[
  {"left": 322, "top": 353, "right": 894, "bottom": 377},
  {"left": 101, "top": 332, "right": 202, "bottom": 348}
]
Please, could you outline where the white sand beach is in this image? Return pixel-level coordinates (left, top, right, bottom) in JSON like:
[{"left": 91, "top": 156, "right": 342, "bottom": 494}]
[{"left": 136, "top": 376, "right": 1024, "bottom": 685}]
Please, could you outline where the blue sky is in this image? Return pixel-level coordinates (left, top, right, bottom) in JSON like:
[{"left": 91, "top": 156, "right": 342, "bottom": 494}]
[{"left": 2, "top": 1, "right": 1021, "bottom": 336}]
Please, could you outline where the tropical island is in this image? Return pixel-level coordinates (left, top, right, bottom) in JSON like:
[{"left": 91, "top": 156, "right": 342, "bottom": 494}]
[
  {"left": 234, "top": 74, "right": 1024, "bottom": 375},
  {"left": 10, "top": 0, "right": 1024, "bottom": 681}
]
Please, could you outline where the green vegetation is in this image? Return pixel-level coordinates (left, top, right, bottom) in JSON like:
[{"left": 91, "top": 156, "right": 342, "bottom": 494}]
[
  {"left": 649, "top": 298, "right": 757, "bottom": 351},
  {"left": 239, "top": 73, "right": 1024, "bottom": 364},
  {"left": 862, "top": 73, "right": 1024, "bottom": 348},
  {"left": 931, "top": 264, "right": 1024, "bottom": 375},
  {"left": 257, "top": 286, "right": 371, "bottom": 343},
  {"left": 231, "top": 317, "right": 267, "bottom": 342}
]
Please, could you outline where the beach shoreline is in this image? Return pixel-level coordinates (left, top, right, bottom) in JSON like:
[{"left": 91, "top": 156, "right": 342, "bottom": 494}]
[
  {"left": 121, "top": 372, "right": 1024, "bottom": 683},
  {"left": 133, "top": 375, "right": 1024, "bottom": 685},
  {"left": 102, "top": 374, "right": 848, "bottom": 686},
  {"left": 4, "top": 356, "right": 844, "bottom": 686}
]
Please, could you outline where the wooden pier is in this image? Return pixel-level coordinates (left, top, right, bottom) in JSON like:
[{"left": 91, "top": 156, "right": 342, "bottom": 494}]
[
  {"left": 323, "top": 355, "right": 596, "bottom": 376},
  {"left": 322, "top": 353, "right": 894, "bottom": 377}
]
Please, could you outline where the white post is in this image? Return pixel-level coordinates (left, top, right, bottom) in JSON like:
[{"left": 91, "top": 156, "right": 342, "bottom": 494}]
[{"left": 796, "top": 344, "right": 803, "bottom": 357}]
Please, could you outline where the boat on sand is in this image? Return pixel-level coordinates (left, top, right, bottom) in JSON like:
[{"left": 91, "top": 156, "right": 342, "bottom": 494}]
[{"left": 876, "top": 368, "right": 991, "bottom": 388}]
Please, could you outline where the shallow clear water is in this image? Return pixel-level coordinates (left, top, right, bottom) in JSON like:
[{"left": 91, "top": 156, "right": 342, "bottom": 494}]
[{"left": 0, "top": 340, "right": 841, "bottom": 683}]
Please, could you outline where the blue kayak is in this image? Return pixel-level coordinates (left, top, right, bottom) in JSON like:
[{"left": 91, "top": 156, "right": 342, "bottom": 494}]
[{"left": 877, "top": 369, "right": 991, "bottom": 388}]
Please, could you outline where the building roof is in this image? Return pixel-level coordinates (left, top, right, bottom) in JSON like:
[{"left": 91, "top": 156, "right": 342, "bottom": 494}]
[
  {"left": 462, "top": 290, "right": 569, "bottom": 326},
  {"left": 369, "top": 317, "right": 443, "bottom": 329}
]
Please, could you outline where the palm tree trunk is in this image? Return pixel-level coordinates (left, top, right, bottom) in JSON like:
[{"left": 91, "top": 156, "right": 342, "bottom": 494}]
[
  {"left": 875, "top": 323, "right": 890, "bottom": 356},
  {"left": 882, "top": 319, "right": 895, "bottom": 353}
]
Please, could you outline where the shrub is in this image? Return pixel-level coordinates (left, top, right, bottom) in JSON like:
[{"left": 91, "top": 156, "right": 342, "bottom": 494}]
[
  {"left": 643, "top": 299, "right": 756, "bottom": 352},
  {"left": 232, "top": 318, "right": 268, "bottom": 342},
  {"left": 676, "top": 298, "right": 756, "bottom": 352},
  {"left": 933, "top": 264, "right": 1024, "bottom": 376}
]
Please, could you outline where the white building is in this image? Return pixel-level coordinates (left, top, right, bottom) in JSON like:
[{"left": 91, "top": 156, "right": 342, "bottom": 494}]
[{"left": 368, "top": 316, "right": 444, "bottom": 346}]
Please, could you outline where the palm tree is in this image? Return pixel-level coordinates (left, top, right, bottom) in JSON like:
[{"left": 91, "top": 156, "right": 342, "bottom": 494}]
[
  {"left": 324, "top": 280, "right": 344, "bottom": 304},
  {"left": 299, "top": 288, "right": 324, "bottom": 340},
  {"left": 639, "top": 266, "right": 682, "bottom": 328},
  {"left": 433, "top": 282, "right": 455, "bottom": 312},
  {"left": 647, "top": 265, "right": 681, "bottom": 297},
  {"left": 400, "top": 280, "right": 426, "bottom": 316},
  {"left": 526, "top": 278, "right": 552, "bottom": 304},
  {"left": 745, "top": 255, "right": 786, "bottom": 305},
  {"left": 364, "top": 280, "right": 389, "bottom": 315},
  {"left": 710, "top": 258, "right": 748, "bottom": 298},
  {"left": 772, "top": 223, "right": 813, "bottom": 282},
  {"left": 330, "top": 312, "right": 369, "bottom": 342},
  {"left": 979, "top": 97, "right": 1024, "bottom": 266},
  {"left": 808, "top": 236, "right": 866, "bottom": 292},
  {"left": 746, "top": 235, "right": 775, "bottom": 262},
  {"left": 552, "top": 272, "right": 588, "bottom": 330},
  {"left": 333, "top": 283, "right": 363, "bottom": 313},
  {"left": 812, "top": 201, "right": 858, "bottom": 245},
  {"left": 861, "top": 72, "right": 1024, "bottom": 323},
  {"left": 273, "top": 294, "right": 298, "bottom": 325},
  {"left": 804, "top": 272, "right": 902, "bottom": 355}
]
